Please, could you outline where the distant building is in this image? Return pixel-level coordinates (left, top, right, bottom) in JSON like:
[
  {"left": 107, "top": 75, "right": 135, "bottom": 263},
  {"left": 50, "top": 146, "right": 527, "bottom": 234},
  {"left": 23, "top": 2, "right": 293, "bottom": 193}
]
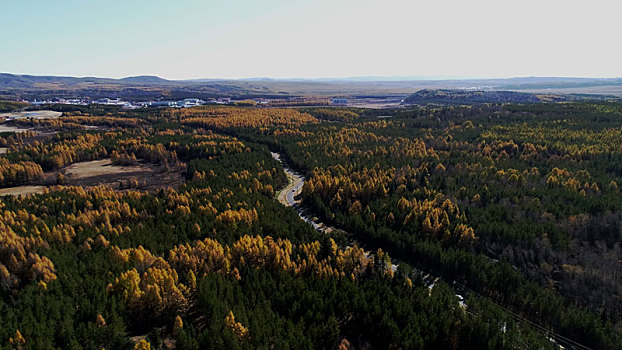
[
  {"left": 145, "top": 101, "right": 176, "bottom": 107},
  {"left": 177, "top": 98, "right": 205, "bottom": 108},
  {"left": 215, "top": 98, "right": 231, "bottom": 104},
  {"left": 331, "top": 98, "right": 348, "bottom": 105},
  {"left": 92, "top": 98, "right": 133, "bottom": 106},
  {"left": 95, "top": 98, "right": 119, "bottom": 105},
  {"left": 254, "top": 98, "right": 270, "bottom": 105}
]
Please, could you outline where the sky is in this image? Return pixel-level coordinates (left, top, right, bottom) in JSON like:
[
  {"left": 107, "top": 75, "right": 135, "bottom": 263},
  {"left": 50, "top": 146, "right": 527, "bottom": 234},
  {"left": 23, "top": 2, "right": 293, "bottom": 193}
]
[{"left": 1, "top": 0, "right": 621, "bottom": 80}]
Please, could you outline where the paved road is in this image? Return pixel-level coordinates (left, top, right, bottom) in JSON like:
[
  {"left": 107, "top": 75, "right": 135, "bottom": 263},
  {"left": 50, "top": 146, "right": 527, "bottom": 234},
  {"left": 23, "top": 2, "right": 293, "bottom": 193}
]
[
  {"left": 286, "top": 182, "right": 302, "bottom": 205},
  {"left": 270, "top": 151, "right": 582, "bottom": 350},
  {"left": 271, "top": 152, "right": 327, "bottom": 231},
  {"left": 271, "top": 152, "right": 304, "bottom": 206}
]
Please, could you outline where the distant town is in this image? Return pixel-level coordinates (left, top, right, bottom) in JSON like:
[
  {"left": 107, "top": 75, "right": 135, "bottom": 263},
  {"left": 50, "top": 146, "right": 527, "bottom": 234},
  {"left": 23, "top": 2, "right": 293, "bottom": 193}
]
[
  {"left": 29, "top": 97, "right": 237, "bottom": 109},
  {"left": 17, "top": 96, "right": 373, "bottom": 109},
  {"left": 15, "top": 96, "right": 411, "bottom": 110}
]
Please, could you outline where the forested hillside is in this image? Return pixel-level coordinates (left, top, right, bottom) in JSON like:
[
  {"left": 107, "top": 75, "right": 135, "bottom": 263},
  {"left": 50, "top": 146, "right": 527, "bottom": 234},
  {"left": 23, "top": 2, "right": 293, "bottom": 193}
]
[
  {"left": 0, "top": 102, "right": 620, "bottom": 349},
  {"left": 403, "top": 89, "right": 563, "bottom": 105}
]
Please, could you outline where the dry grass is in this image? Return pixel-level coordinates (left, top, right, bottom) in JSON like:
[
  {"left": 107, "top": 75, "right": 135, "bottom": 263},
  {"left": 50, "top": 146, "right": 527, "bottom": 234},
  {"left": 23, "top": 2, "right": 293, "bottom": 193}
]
[
  {"left": 0, "top": 124, "right": 32, "bottom": 133},
  {"left": 0, "top": 185, "right": 45, "bottom": 196},
  {"left": 0, "top": 110, "right": 62, "bottom": 120},
  {"left": 64, "top": 159, "right": 151, "bottom": 179},
  {"left": 60, "top": 159, "right": 184, "bottom": 191}
]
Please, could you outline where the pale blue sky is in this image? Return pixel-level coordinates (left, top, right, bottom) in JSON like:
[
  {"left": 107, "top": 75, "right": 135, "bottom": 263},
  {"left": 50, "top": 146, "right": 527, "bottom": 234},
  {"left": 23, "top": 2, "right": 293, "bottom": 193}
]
[{"left": 1, "top": 0, "right": 621, "bottom": 79}]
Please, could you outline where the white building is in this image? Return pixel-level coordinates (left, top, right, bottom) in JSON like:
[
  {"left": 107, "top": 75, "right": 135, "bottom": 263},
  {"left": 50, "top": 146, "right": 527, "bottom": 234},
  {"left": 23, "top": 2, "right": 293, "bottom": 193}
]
[{"left": 177, "top": 98, "right": 205, "bottom": 108}]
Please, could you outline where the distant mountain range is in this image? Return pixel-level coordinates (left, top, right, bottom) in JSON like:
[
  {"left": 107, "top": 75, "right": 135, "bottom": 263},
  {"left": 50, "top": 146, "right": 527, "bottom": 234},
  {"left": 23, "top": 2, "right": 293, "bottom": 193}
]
[
  {"left": 0, "top": 74, "right": 172, "bottom": 88},
  {"left": 1, "top": 73, "right": 622, "bottom": 100}
]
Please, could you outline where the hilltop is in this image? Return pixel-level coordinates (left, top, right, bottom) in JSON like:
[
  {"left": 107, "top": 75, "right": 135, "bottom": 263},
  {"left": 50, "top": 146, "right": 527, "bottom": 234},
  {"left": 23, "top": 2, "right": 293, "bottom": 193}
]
[{"left": 401, "top": 88, "right": 617, "bottom": 105}]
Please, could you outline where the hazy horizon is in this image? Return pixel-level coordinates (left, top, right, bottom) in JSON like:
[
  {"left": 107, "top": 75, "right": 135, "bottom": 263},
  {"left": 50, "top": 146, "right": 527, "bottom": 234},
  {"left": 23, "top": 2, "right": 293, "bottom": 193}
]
[
  {"left": 3, "top": 72, "right": 622, "bottom": 82},
  {"left": 3, "top": 0, "right": 622, "bottom": 79}
]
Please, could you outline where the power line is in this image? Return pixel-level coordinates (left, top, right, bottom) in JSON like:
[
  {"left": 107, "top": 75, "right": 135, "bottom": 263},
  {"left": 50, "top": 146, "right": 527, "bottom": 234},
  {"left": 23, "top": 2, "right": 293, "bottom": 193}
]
[{"left": 453, "top": 280, "right": 596, "bottom": 350}]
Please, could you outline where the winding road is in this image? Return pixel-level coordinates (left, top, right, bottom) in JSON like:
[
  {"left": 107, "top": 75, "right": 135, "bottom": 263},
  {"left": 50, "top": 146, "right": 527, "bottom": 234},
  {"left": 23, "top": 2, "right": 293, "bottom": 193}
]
[
  {"left": 271, "top": 152, "right": 330, "bottom": 232},
  {"left": 271, "top": 152, "right": 303, "bottom": 207},
  {"left": 270, "top": 151, "right": 584, "bottom": 350}
]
